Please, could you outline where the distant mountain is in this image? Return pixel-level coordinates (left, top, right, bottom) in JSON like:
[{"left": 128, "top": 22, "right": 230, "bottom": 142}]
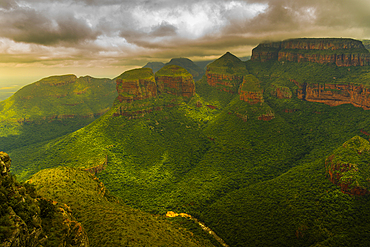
[
  {"left": 143, "top": 58, "right": 205, "bottom": 81},
  {"left": 166, "top": 58, "right": 205, "bottom": 81},
  {"left": 362, "top": 39, "right": 370, "bottom": 51},
  {"left": 143, "top": 62, "right": 165, "bottom": 73},
  {"left": 0, "top": 74, "right": 116, "bottom": 152}
]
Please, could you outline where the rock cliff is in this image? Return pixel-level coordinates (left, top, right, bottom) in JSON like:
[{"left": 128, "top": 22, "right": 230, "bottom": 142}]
[
  {"left": 0, "top": 152, "right": 89, "bottom": 247},
  {"left": 155, "top": 65, "right": 195, "bottom": 98},
  {"left": 293, "top": 80, "right": 370, "bottom": 110},
  {"left": 325, "top": 136, "right": 370, "bottom": 196},
  {"left": 270, "top": 85, "right": 292, "bottom": 99},
  {"left": 116, "top": 68, "right": 157, "bottom": 103},
  {"left": 252, "top": 38, "right": 370, "bottom": 66},
  {"left": 238, "top": 74, "right": 264, "bottom": 104},
  {"left": 206, "top": 52, "right": 248, "bottom": 93}
]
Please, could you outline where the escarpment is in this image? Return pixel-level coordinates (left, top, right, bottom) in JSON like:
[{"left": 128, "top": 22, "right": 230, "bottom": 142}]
[
  {"left": 252, "top": 38, "right": 370, "bottom": 66},
  {"left": 116, "top": 68, "right": 157, "bottom": 103},
  {"left": 239, "top": 74, "right": 264, "bottom": 104},
  {"left": 115, "top": 66, "right": 194, "bottom": 118},
  {"left": 155, "top": 65, "right": 195, "bottom": 98},
  {"left": 293, "top": 80, "right": 370, "bottom": 110},
  {"left": 325, "top": 136, "right": 370, "bottom": 196},
  {"left": 0, "top": 74, "right": 116, "bottom": 123}
]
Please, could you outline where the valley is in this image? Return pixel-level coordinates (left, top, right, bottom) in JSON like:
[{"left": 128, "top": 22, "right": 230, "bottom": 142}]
[{"left": 2, "top": 38, "right": 370, "bottom": 246}]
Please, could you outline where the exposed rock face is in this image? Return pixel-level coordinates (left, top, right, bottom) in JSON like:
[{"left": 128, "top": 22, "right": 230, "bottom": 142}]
[
  {"left": 206, "top": 52, "right": 247, "bottom": 93},
  {"left": 0, "top": 151, "right": 11, "bottom": 175},
  {"left": 155, "top": 65, "right": 195, "bottom": 98},
  {"left": 293, "top": 80, "right": 370, "bottom": 110},
  {"left": 270, "top": 85, "right": 292, "bottom": 99},
  {"left": 325, "top": 136, "right": 370, "bottom": 196},
  {"left": 206, "top": 73, "right": 243, "bottom": 94},
  {"left": 252, "top": 38, "right": 370, "bottom": 66},
  {"left": 238, "top": 75, "right": 264, "bottom": 104},
  {"left": 0, "top": 152, "right": 89, "bottom": 247},
  {"left": 116, "top": 68, "right": 157, "bottom": 103}
]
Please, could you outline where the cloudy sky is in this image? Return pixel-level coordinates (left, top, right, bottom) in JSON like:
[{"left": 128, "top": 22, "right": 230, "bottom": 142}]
[{"left": 1, "top": 0, "right": 370, "bottom": 88}]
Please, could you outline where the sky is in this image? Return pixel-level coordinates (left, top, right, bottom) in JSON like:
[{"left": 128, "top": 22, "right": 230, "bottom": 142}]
[{"left": 1, "top": 0, "right": 370, "bottom": 91}]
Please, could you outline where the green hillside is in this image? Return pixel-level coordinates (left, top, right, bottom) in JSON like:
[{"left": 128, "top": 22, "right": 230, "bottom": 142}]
[
  {"left": 29, "top": 166, "right": 217, "bottom": 247},
  {"left": 0, "top": 74, "right": 117, "bottom": 153},
  {"left": 206, "top": 52, "right": 248, "bottom": 76},
  {"left": 6, "top": 45, "right": 370, "bottom": 246},
  {"left": 166, "top": 58, "right": 205, "bottom": 81}
]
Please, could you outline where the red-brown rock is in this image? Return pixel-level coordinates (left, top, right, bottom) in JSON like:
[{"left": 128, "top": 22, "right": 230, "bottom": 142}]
[
  {"left": 116, "top": 68, "right": 157, "bottom": 103},
  {"left": 293, "top": 80, "right": 370, "bottom": 110},
  {"left": 252, "top": 38, "right": 370, "bottom": 67},
  {"left": 155, "top": 65, "right": 195, "bottom": 98},
  {"left": 206, "top": 72, "right": 243, "bottom": 94}
]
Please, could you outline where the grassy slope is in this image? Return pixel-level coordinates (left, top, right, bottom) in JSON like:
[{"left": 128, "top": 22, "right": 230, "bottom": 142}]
[
  {"left": 29, "top": 167, "right": 217, "bottom": 247},
  {"left": 0, "top": 74, "right": 117, "bottom": 153},
  {"left": 0, "top": 75, "right": 116, "bottom": 121}
]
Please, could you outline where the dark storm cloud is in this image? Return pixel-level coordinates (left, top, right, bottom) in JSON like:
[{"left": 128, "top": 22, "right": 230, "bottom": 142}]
[
  {"left": 0, "top": 3, "right": 100, "bottom": 45},
  {"left": 1, "top": 0, "right": 370, "bottom": 70},
  {"left": 0, "top": 0, "right": 17, "bottom": 9}
]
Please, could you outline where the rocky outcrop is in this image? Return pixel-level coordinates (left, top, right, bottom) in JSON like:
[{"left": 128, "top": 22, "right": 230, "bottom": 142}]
[
  {"left": 84, "top": 155, "right": 108, "bottom": 175},
  {"left": 155, "top": 65, "right": 195, "bottom": 98},
  {"left": 116, "top": 68, "right": 157, "bottom": 103},
  {"left": 293, "top": 80, "right": 370, "bottom": 110},
  {"left": 0, "top": 152, "right": 89, "bottom": 247},
  {"left": 270, "top": 85, "right": 292, "bottom": 99},
  {"left": 0, "top": 151, "right": 11, "bottom": 175},
  {"left": 238, "top": 75, "right": 264, "bottom": 104},
  {"left": 252, "top": 38, "right": 370, "bottom": 66},
  {"left": 325, "top": 136, "right": 370, "bottom": 196},
  {"left": 206, "top": 52, "right": 247, "bottom": 93},
  {"left": 258, "top": 112, "right": 275, "bottom": 121},
  {"left": 206, "top": 73, "right": 244, "bottom": 94}
]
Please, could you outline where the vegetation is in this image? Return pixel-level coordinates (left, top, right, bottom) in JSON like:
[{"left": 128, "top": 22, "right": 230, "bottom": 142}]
[
  {"left": 206, "top": 52, "right": 248, "bottom": 76},
  {"left": 5, "top": 46, "right": 370, "bottom": 246},
  {"left": 240, "top": 74, "right": 262, "bottom": 92},
  {"left": 116, "top": 68, "right": 154, "bottom": 82},
  {"left": 29, "top": 167, "right": 217, "bottom": 246},
  {"left": 166, "top": 58, "right": 205, "bottom": 81},
  {"left": 0, "top": 157, "right": 88, "bottom": 246},
  {"left": 0, "top": 74, "right": 117, "bottom": 156},
  {"left": 155, "top": 64, "right": 193, "bottom": 77}
]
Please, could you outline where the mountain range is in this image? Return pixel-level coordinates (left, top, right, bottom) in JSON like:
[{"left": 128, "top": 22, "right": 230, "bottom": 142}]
[{"left": 2, "top": 37, "right": 370, "bottom": 246}]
